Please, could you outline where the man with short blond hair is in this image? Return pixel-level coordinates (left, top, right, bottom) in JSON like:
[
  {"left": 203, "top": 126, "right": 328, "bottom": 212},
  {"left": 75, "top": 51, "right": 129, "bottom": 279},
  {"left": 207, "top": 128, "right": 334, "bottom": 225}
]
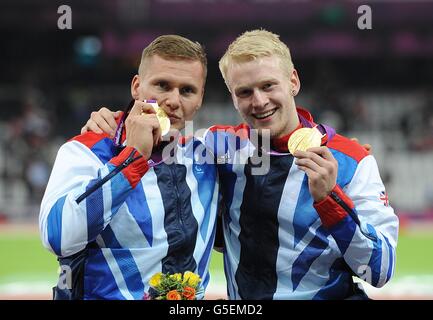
[
  {"left": 212, "top": 29, "right": 397, "bottom": 299},
  {"left": 219, "top": 29, "right": 294, "bottom": 81},
  {"left": 40, "top": 35, "right": 219, "bottom": 300}
]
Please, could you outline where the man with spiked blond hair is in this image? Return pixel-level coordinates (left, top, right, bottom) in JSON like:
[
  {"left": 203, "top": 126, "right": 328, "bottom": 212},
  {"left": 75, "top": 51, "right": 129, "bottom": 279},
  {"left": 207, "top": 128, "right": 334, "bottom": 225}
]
[
  {"left": 219, "top": 29, "right": 294, "bottom": 83},
  {"left": 82, "top": 29, "right": 398, "bottom": 300}
]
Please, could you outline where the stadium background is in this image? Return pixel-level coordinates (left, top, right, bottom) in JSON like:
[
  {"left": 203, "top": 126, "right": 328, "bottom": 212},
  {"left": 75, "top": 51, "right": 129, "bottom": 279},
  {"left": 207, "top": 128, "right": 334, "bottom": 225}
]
[{"left": 0, "top": 0, "right": 432, "bottom": 299}]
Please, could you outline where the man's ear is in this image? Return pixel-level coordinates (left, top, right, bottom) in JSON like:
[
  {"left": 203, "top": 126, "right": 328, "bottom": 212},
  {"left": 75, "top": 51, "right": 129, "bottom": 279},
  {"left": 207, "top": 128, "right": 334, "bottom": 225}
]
[
  {"left": 290, "top": 69, "right": 301, "bottom": 96},
  {"left": 131, "top": 75, "right": 140, "bottom": 100}
]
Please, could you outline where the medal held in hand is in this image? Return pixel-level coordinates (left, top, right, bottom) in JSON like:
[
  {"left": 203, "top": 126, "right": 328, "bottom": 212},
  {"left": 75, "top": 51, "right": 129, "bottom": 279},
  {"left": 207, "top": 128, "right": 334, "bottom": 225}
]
[
  {"left": 288, "top": 127, "right": 323, "bottom": 154},
  {"left": 142, "top": 101, "right": 171, "bottom": 136}
]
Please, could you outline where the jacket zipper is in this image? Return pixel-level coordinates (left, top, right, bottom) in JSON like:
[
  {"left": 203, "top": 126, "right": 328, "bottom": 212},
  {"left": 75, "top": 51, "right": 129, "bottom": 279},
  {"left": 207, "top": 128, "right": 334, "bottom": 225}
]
[
  {"left": 330, "top": 191, "right": 376, "bottom": 241},
  {"left": 169, "top": 165, "right": 185, "bottom": 232},
  {"left": 76, "top": 149, "right": 141, "bottom": 204}
]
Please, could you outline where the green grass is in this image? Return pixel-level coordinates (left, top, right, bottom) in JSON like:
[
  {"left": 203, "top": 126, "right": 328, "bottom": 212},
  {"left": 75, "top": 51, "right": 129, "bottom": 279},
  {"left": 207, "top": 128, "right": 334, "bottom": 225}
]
[
  {"left": 1, "top": 229, "right": 432, "bottom": 289},
  {"left": 394, "top": 230, "right": 433, "bottom": 276},
  {"left": 0, "top": 233, "right": 58, "bottom": 284},
  {"left": 209, "top": 251, "right": 224, "bottom": 276}
]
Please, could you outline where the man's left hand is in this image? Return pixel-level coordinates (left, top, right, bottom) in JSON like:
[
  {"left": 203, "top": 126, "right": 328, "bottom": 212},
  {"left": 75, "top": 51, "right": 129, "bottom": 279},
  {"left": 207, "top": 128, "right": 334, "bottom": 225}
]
[
  {"left": 351, "top": 137, "right": 372, "bottom": 154},
  {"left": 294, "top": 147, "right": 338, "bottom": 202}
]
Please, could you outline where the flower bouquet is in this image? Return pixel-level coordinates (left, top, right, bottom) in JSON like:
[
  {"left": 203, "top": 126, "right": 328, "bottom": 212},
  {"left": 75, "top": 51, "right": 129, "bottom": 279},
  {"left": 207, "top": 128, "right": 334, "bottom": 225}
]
[{"left": 144, "top": 271, "right": 203, "bottom": 300}]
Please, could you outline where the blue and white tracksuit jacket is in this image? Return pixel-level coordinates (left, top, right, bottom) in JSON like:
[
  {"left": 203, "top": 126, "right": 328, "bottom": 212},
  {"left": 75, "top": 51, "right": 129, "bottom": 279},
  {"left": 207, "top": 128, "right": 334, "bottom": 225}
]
[
  {"left": 39, "top": 132, "right": 219, "bottom": 300},
  {"left": 206, "top": 108, "right": 399, "bottom": 300}
]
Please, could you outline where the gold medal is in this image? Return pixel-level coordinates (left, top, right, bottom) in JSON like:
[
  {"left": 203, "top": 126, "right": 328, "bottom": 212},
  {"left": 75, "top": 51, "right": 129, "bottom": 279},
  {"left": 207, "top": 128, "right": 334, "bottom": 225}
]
[
  {"left": 142, "top": 102, "right": 171, "bottom": 136},
  {"left": 287, "top": 127, "right": 323, "bottom": 154}
]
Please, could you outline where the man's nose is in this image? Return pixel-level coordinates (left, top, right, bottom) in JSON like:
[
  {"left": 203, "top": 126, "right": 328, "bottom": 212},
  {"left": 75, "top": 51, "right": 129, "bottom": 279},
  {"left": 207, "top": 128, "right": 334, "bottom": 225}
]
[
  {"left": 251, "top": 89, "right": 268, "bottom": 109},
  {"left": 165, "top": 89, "right": 181, "bottom": 111}
]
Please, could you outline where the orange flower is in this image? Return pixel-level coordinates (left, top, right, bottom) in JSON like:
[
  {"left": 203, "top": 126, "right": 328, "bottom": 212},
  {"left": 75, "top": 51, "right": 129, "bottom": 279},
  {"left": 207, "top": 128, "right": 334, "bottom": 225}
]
[
  {"left": 182, "top": 286, "right": 196, "bottom": 300},
  {"left": 166, "top": 290, "right": 182, "bottom": 300}
]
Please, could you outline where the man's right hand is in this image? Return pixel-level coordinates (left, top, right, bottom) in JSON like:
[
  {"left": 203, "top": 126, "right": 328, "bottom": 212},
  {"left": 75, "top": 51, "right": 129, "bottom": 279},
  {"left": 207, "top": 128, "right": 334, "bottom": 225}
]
[
  {"left": 125, "top": 101, "right": 162, "bottom": 159},
  {"left": 82, "top": 101, "right": 162, "bottom": 159}
]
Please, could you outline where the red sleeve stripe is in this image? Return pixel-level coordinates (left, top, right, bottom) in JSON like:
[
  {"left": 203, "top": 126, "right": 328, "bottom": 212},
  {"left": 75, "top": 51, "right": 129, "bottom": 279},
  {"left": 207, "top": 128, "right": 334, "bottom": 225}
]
[
  {"left": 69, "top": 132, "right": 111, "bottom": 149},
  {"left": 120, "top": 157, "right": 148, "bottom": 188},
  {"left": 109, "top": 146, "right": 133, "bottom": 166},
  {"left": 109, "top": 146, "right": 149, "bottom": 188},
  {"left": 327, "top": 134, "right": 369, "bottom": 163},
  {"left": 332, "top": 184, "right": 355, "bottom": 210},
  {"left": 313, "top": 184, "right": 354, "bottom": 228},
  {"left": 209, "top": 123, "right": 250, "bottom": 140}
]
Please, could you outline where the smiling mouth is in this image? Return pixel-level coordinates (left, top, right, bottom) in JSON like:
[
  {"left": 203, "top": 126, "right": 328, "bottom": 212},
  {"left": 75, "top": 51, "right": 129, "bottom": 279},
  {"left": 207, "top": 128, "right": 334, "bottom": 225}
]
[{"left": 252, "top": 108, "right": 277, "bottom": 120}]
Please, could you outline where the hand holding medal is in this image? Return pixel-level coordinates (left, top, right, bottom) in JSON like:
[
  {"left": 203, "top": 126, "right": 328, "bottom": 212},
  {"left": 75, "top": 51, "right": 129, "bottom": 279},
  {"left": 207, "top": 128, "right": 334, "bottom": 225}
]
[
  {"left": 141, "top": 101, "right": 171, "bottom": 137},
  {"left": 291, "top": 126, "right": 338, "bottom": 202},
  {"left": 125, "top": 100, "right": 168, "bottom": 159}
]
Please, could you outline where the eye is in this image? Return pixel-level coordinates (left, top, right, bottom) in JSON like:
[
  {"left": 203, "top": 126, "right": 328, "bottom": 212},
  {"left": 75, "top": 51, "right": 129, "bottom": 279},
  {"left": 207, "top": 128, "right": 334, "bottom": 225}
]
[
  {"left": 262, "top": 83, "right": 273, "bottom": 90},
  {"left": 156, "top": 81, "right": 169, "bottom": 91},
  {"left": 237, "top": 89, "right": 252, "bottom": 98},
  {"left": 180, "top": 86, "right": 195, "bottom": 95}
]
